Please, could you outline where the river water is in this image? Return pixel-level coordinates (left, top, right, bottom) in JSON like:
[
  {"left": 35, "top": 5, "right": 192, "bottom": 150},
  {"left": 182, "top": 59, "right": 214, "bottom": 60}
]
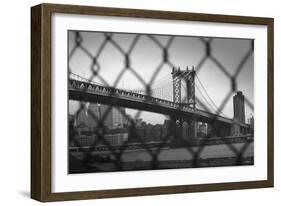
[{"left": 90, "top": 142, "right": 253, "bottom": 162}]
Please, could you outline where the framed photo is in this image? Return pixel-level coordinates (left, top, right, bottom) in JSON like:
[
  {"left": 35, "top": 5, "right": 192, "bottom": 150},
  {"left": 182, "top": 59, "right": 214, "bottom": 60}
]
[{"left": 31, "top": 3, "right": 274, "bottom": 202}]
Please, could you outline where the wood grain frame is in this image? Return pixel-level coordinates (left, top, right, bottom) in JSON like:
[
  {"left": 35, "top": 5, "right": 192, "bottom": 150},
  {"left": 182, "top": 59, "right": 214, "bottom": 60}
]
[{"left": 31, "top": 3, "right": 274, "bottom": 202}]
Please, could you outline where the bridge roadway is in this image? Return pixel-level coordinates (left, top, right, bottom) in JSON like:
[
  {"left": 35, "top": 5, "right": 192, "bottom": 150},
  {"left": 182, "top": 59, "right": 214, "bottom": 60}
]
[{"left": 69, "top": 79, "right": 249, "bottom": 128}]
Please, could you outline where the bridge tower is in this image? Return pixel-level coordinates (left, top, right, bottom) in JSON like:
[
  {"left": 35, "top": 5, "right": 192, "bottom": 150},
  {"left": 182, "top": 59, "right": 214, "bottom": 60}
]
[
  {"left": 171, "top": 67, "right": 182, "bottom": 105},
  {"left": 171, "top": 66, "right": 196, "bottom": 108},
  {"left": 171, "top": 66, "right": 197, "bottom": 141},
  {"left": 185, "top": 66, "right": 196, "bottom": 109}
]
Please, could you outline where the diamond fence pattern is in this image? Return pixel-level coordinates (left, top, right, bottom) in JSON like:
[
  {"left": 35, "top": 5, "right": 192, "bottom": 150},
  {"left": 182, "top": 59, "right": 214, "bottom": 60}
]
[{"left": 68, "top": 31, "right": 254, "bottom": 173}]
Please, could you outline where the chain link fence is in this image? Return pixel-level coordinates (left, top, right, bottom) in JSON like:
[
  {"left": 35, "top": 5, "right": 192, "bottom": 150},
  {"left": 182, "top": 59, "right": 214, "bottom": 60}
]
[{"left": 68, "top": 30, "right": 254, "bottom": 173}]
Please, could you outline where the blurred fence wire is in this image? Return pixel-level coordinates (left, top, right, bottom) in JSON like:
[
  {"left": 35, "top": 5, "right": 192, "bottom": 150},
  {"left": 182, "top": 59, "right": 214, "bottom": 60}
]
[{"left": 68, "top": 31, "right": 254, "bottom": 173}]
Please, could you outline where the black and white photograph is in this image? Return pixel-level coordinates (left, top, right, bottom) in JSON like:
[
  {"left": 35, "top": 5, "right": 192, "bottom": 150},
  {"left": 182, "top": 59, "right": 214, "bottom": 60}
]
[{"left": 68, "top": 30, "right": 254, "bottom": 174}]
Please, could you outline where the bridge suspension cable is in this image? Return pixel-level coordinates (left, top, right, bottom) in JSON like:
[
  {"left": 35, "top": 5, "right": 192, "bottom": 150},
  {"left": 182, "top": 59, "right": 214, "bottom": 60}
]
[
  {"left": 181, "top": 83, "right": 216, "bottom": 113},
  {"left": 195, "top": 84, "right": 216, "bottom": 112},
  {"left": 69, "top": 71, "right": 104, "bottom": 86},
  {"left": 195, "top": 73, "right": 228, "bottom": 117},
  {"left": 69, "top": 71, "right": 172, "bottom": 100}
]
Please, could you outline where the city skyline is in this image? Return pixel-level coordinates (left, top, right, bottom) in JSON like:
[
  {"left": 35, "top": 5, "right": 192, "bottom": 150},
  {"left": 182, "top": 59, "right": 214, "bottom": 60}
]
[{"left": 71, "top": 99, "right": 254, "bottom": 129}]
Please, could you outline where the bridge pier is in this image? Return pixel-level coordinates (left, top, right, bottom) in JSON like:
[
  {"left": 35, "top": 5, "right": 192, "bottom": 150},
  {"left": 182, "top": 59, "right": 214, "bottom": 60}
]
[
  {"left": 206, "top": 121, "right": 232, "bottom": 137},
  {"left": 231, "top": 123, "right": 249, "bottom": 136},
  {"left": 170, "top": 116, "right": 183, "bottom": 146},
  {"left": 186, "top": 118, "right": 197, "bottom": 139},
  {"left": 171, "top": 116, "right": 198, "bottom": 143}
]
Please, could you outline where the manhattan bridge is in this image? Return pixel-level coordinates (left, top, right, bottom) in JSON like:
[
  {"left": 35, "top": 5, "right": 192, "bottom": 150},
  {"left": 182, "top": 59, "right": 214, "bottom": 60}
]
[{"left": 69, "top": 65, "right": 251, "bottom": 139}]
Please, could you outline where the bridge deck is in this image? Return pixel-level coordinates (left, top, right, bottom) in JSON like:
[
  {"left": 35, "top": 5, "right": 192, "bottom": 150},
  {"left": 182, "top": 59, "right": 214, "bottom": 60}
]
[{"left": 69, "top": 79, "right": 249, "bottom": 127}]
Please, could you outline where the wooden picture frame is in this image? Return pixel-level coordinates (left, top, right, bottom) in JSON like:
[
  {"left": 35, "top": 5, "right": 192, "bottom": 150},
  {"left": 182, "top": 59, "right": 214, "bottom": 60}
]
[{"left": 31, "top": 3, "right": 274, "bottom": 202}]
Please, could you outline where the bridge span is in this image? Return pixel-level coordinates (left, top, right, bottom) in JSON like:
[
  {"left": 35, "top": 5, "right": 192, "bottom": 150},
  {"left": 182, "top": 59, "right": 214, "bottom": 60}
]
[{"left": 69, "top": 79, "right": 250, "bottom": 134}]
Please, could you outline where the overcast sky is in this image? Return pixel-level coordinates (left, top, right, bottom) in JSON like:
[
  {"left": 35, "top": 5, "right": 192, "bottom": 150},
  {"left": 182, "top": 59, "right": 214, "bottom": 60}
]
[{"left": 68, "top": 30, "right": 254, "bottom": 124}]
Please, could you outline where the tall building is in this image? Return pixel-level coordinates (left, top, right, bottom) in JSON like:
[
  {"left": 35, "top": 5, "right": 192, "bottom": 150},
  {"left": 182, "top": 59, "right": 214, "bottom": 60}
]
[
  {"left": 76, "top": 103, "right": 127, "bottom": 130},
  {"left": 233, "top": 91, "right": 245, "bottom": 124},
  {"left": 111, "top": 106, "right": 126, "bottom": 129},
  {"left": 248, "top": 116, "right": 254, "bottom": 128},
  {"left": 248, "top": 115, "right": 254, "bottom": 133},
  {"left": 198, "top": 122, "right": 207, "bottom": 137}
]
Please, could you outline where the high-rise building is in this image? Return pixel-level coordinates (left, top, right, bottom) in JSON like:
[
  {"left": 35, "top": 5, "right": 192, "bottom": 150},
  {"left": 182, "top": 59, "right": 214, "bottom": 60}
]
[
  {"left": 198, "top": 122, "right": 207, "bottom": 137},
  {"left": 76, "top": 103, "right": 127, "bottom": 130},
  {"left": 248, "top": 115, "right": 254, "bottom": 133},
  {"left": 110, "top": 106, "right": 126, "bottom": 129},
  {"left": 233, "top": 91, "right": 245, "bottom": 124},
  {"left": 248, "top": 116, "right": 254, "bottom": 128}
]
